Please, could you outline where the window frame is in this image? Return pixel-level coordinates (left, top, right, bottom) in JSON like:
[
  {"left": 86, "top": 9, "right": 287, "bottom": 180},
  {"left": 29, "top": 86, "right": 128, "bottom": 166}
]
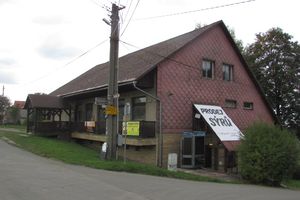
[
  {"left": 222, "top": 63, "right": 234, "bottom": 81},
  {"left": 85, "top": 103, "right": 93, "bottom": 121},
  {"left": 132, "top": 96, "right": 146, "bottom": 121},
  {"left": 202, "top": 59, "right": 215, "bottom": 79},
  {"left": 243, "top": 102, "right": 254, "bottom": 110},
  {"left": 224, "top": 99, "right": 237, "bottom": 109}
]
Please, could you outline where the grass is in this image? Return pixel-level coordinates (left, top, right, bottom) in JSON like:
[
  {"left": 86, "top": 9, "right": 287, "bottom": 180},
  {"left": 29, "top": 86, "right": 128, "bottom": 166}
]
[
  {"left": 0, "top": 129, "right": 227, "bottom": 184},
  {"left": 0, "top": 124, "right": 26, "bottom": 131},
  {"left": 283, "top": 179, "right": 300, "bottom": 190},
  {"left": 1, "top": 128, "right": 299, "bottom": 189}
]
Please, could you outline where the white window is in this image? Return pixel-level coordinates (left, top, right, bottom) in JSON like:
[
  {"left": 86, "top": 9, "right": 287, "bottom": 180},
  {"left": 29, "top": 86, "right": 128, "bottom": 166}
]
[
  {"left": 223, "top": 64, "right": 233, "bottom": 81},
  {"left": 202, "top": 60, "right": 214, "bottom": 79}
]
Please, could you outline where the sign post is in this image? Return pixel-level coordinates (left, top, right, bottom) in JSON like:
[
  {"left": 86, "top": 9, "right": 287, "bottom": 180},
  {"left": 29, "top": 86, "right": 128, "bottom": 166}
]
[{"left": 123, "top": 103, "right": 130, "bottom": 163}]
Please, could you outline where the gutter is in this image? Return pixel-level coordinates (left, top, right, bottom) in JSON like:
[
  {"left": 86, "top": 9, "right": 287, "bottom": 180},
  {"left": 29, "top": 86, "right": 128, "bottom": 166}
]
[{"left": 132, "top": 81, "right": 163, "bottom": 168}]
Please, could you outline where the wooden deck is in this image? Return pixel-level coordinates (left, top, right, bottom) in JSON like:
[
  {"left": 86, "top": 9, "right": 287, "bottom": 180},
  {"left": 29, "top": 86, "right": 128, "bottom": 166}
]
[{"left": 71, "top": 132, "right": 156, "bottom": 146}]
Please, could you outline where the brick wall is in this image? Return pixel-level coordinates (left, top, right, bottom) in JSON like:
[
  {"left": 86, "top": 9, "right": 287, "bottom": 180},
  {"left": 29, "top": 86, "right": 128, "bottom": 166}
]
[{"left": 157, "top": 24, "right": 274, "bottom": 134}]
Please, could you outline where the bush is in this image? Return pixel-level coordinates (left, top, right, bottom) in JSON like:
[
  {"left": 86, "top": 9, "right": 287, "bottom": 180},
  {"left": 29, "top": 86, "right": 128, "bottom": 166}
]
[{"left": 238, "top": 123, "right": 300, "bottom": 186}]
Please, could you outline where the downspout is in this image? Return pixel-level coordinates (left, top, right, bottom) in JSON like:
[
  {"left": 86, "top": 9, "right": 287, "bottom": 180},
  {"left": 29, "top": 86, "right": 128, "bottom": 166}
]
[{"left": 132, "top": 81, "right": 163, "bottom": 167}]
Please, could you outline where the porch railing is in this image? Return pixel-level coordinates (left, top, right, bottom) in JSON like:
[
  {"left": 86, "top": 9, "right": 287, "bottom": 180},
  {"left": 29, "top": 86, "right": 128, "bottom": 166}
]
[{"left": 72, "top": 120, "right": 156, "bottom": 138}]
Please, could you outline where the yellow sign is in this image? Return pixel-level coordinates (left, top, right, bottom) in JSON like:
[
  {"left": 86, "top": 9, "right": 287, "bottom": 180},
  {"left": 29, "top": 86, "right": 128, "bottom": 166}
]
[
  {"left": 105, "top": 105, "right": 117, "bottom": 115},
  {"left": 126, "top": 121, "right": 140, "bottom": 136}
]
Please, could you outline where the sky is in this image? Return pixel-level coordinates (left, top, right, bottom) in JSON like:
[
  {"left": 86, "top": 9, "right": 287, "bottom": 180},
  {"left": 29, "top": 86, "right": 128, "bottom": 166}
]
[{"left": 0, "top": 0, "right": 299, "bottom": 103}]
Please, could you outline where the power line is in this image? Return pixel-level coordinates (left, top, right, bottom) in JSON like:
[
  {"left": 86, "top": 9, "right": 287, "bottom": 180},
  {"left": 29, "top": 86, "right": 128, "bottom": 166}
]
[
  {"left": 135, "top": 0, "right": 255, "bottom": 21},
  {"left": 120, "top": 0, "right": 140, "bottom": 37},
  {"left": 120, "top": 40, "right": 199, "bottom": 71},
  {"left": 23, "top": 39, "right": 108, "bottom": 86},
  {"left": 121, "top": 0, "right": 133, "bottom": 26}
]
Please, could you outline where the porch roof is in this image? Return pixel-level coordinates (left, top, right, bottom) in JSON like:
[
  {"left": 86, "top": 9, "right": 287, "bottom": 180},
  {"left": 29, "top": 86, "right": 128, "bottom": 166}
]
[{"left": 24, "top": 94, "right": 64, "bottom": 109}]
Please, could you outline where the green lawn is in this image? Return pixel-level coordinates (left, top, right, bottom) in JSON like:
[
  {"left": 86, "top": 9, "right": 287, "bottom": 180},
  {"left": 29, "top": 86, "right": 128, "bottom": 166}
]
[
  {"left": 1, "top": 128, "right": 299, "bottom": 189},
  {"left": 0, "top": 124, "right": 26, "bottom": 131},
  {"left": 0, "top": 129, "right": 226, "bottom": 184}
]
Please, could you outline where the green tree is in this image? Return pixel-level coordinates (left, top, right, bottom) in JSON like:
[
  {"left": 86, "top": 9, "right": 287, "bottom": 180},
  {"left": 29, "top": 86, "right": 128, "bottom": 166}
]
[
  {"left": 0, "top": 95, "right": 11, "bottom": 123},
  {"left": 7, "top": 106, "right": 20, "bottom": 124},
  {"left": 244, "top": 28, "right": 300, "bottom": 135},
  {"left": 239, "top": 123, "right": 300, "bottom": 186}
]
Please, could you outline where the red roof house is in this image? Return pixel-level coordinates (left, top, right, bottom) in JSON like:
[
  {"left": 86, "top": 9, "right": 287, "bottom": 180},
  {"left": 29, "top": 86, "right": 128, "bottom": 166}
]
[{"left": 26, "top": 21, "right": 276, "bottom": 171}]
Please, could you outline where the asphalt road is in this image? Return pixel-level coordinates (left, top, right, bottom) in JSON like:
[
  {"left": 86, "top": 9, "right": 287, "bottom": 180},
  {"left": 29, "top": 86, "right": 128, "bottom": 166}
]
[{"left": 0, "top": 140, "right": 299, "bottom": 200}]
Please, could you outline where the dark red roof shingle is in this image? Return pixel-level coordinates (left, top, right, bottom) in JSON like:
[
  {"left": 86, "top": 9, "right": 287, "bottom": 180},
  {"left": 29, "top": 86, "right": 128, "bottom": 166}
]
[{"left": 50, "top": 21, "right": 220, "bottom": 97}]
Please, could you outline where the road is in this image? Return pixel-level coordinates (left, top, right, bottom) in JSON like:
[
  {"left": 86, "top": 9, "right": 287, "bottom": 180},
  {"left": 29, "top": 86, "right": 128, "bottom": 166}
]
[{"left": 0, "top": 140, "right": 299, "bottom": 200}]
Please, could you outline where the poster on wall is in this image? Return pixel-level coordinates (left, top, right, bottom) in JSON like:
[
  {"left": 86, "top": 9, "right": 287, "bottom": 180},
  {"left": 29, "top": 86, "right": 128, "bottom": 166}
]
[{"left": 194, "top": 104, "right": 243, "bottom": 141}]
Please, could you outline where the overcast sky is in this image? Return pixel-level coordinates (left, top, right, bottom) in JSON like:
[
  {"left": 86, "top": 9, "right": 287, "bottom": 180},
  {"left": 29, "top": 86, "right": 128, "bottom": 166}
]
[{"left": 0, "top": 0, "right": 299, "bottom": 103}]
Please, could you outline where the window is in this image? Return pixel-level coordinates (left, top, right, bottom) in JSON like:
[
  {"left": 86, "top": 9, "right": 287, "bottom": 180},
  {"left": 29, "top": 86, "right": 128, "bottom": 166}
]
[
  {"left": 132, "top": 96, "right": 146, "bottom": 120},
  {"left": 223, "top": 64, "right": 233, "bottom": 81},
  {"left": 97, "top": 105, "right": 105, "bottom": 121},
  {"left": 243, "top": 102, "right": 253, "bottom": 110},
  {"left": 75, "top": 104, "right": 83, "bottom": 122},
  {"left": 118, "top": 99, "right": 125, "bottom": 121},
  {"left": 225, "top": 99, "right": 237, "bottom": 108},
  {"left": 85, "top": 103, "right": 93, "bottom": 121},
  {"left": 202, "top": 60, "right": 214, "bottom": 79}
]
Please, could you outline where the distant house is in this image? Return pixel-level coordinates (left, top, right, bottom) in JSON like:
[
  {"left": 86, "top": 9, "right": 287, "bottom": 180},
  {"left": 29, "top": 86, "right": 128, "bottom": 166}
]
[
  {"left": 4, "top": 100, "right": 27, "bottom": 124},
  {"left": 25, "top": 21, "right": 276, "bottom": 172}
]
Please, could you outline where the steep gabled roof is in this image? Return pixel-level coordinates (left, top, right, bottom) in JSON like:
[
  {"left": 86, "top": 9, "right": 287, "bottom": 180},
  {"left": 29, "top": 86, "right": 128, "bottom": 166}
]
[{"left": 50, "top": 21, "right": 220, "bottom": 97}]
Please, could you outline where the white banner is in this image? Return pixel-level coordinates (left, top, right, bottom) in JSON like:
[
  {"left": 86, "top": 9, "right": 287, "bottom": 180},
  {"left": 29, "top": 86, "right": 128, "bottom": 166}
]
[{"left": 194, "top": 104, "right": 242, "bottom": 141}]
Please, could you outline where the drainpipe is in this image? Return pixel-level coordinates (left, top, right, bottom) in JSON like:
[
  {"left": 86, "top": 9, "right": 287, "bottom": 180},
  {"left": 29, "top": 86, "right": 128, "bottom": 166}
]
[{"left": 132, "top": 81, "right": 163, "bottom": 167}]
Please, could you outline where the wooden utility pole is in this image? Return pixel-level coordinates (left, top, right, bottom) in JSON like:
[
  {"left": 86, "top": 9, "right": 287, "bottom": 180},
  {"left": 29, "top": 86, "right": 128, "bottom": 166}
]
[{"left": 106, "top": 3, "right": 122, "bottom": 160}]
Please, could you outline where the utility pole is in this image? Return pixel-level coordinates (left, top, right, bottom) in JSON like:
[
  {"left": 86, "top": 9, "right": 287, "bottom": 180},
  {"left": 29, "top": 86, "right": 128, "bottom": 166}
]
[
  {"left": 106, "top": 3, "right": 123, "bottom": 160},
  {"left": 2, "top": 85, "right": 4, "bottom": 96}
]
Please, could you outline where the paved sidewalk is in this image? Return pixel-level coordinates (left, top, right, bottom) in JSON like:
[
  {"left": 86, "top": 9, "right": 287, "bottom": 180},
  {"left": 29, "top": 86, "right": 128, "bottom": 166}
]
[{"left": 177, "top": 168, "right": 240, "bottom": 182}]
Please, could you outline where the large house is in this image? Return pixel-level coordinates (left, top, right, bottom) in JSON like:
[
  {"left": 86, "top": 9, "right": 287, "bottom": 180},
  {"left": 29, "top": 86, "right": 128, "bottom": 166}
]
[{"left": 25, "top": 21, "right": 276, "bottom": 172}]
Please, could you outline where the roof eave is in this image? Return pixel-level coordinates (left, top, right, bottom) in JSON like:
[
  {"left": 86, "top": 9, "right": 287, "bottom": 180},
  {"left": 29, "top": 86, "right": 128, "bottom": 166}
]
[{"left": 59, "top": 79, "right": 136, "bottom": 98}]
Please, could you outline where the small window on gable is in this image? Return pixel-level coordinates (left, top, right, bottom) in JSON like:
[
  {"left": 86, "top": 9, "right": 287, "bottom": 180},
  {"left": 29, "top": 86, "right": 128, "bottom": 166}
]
[
  {"left": 223, "top": 64, "right": 233, "bottom": 81},
  {"left": 225, "top": 99, "right": 237, "bottom": 108},
  {"left": 202, "top": 60, "right": 214, "bottom": 79},
  {"left": 243, "top": 102, "right": 253, "bottom": 110}
]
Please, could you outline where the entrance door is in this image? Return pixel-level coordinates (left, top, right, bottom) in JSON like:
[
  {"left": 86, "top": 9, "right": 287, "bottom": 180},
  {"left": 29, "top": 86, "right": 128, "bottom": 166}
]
[{"left": 204, "top": 145, "right": 212, "bottom": 168}]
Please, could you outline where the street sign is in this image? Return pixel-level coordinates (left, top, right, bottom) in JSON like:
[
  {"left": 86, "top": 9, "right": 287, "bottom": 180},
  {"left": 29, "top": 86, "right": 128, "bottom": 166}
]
[
  {"left": 95, "top": 97, "right": 107, "bottom": 105},
  {"left": 105, "top": 105, "right": 117, "bottom": 115}
]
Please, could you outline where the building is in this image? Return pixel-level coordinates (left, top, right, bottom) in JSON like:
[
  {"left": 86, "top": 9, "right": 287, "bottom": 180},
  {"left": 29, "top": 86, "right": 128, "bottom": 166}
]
[
  {"left": 25, "top": 21, "right": 276, "bottom": 172},
  {"left": 4, "top": 100, "right": 27, "bottom": 125}
]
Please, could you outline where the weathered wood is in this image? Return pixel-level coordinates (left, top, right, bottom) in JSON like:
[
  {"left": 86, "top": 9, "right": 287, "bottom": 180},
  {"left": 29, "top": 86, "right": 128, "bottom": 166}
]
[{"left": 71, "top": 132, "right": 156, "bottom": 146}]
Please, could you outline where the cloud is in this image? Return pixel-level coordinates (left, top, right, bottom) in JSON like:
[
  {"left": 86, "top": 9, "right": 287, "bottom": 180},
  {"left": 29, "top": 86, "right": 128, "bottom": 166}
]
[
  {"left": 0, "top": 57, "right": 16, "bottom": 66},
  {"left": 0, "top": 0, "right": 13, "bottom": 5},
  {"left": 37, "top": 36, "right": 79, "bottom": 60},
  {"left": 32, "top": 15, "right": 66, "bottom": 25},
  {"left": 0, "top": 71, "right": 16, "bottom": 84}
]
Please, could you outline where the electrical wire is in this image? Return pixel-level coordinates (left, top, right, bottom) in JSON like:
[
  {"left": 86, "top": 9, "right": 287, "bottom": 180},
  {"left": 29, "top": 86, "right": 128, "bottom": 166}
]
[
  {"left": 135, "top": 0, "right": 255, "bottom": 21},
  {"left": 23, "top": 39, "right": 108, "bottom": 86},
  {"left": 120, "top": 40, "right": 199, "bottom": 71},
  {"left": 120, "top": 0, "right": 140, "bottom": 37},
  {"left": 121, "top": 0, "right": 133, "bottom": 27}
]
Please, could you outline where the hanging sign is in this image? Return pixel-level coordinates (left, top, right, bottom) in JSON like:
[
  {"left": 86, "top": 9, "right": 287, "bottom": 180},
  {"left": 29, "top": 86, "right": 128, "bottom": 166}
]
[
  {"left": 194, "top": 104, "right": 243, "bottom": 141},
  {"left": 105, "top": 105, "right": 117, "bottom": 115}
]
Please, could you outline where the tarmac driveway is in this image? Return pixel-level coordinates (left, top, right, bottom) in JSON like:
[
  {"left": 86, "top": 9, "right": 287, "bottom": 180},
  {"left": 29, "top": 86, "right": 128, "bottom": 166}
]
[{"left": 0, "top": 140, "right": 299, "bottom": 200}]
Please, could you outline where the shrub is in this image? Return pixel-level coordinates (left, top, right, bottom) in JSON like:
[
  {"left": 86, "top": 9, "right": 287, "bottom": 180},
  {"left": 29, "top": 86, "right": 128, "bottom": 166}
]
[{"left": 238, "top": 123, "right": 300, "bottom": 186}]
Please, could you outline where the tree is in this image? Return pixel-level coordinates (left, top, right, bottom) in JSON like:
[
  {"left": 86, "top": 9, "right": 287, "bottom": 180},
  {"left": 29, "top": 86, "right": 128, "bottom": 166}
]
[
  {"left": 0, "top": 95, "right": 11, "bottom": 123},
  {"left": 239, "top": 123, "right": 300, "bottom": 186},
  {"left": 7, "top": 106, "right": 20, "bottom": 124},
  {"left": 244, "top": 28, "right": 300, "bottom": 135}
]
